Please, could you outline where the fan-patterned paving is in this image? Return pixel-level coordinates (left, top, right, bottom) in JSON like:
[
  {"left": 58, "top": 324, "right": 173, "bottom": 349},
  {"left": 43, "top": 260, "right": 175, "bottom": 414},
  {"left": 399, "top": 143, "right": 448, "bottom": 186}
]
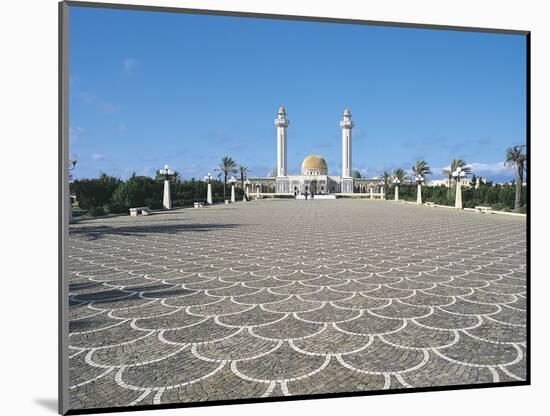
[{"left": 67, "top": 199, "right": 527, "bottom": 410}]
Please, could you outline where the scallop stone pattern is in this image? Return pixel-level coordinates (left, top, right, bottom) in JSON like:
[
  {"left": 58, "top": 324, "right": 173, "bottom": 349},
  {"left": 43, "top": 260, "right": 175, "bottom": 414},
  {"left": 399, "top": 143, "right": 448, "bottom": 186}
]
[{"left": 67, "top": 199, "right": 527, "bottom": 410}]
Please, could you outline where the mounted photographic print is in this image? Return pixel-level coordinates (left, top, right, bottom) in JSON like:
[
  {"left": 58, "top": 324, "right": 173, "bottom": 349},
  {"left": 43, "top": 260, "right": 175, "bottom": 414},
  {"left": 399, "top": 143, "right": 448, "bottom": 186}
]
[{"left": 59, "top": 1, "right": 530, "bottom": 414}]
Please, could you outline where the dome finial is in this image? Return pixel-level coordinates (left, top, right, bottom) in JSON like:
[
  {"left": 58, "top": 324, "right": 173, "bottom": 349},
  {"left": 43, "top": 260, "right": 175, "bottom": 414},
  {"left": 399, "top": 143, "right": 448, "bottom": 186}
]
[
  {"left": 343, "top": 106, "right": 351, "bottom": 116},
  {"left": 278, "top": 105, "right": 286, "bottom": 115}
]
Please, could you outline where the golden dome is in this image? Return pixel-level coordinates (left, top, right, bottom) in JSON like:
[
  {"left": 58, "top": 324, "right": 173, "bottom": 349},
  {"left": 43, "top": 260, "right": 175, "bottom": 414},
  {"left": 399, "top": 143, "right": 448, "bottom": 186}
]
[{"left": 301, "top": 155, "right": 328, "bottom": 174}]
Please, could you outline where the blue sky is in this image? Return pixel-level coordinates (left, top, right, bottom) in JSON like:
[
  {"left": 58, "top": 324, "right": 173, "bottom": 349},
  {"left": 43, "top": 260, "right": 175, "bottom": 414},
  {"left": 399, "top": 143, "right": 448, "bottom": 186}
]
[{"left": 69, "top": 6, "right": 527, "bottom": 182}]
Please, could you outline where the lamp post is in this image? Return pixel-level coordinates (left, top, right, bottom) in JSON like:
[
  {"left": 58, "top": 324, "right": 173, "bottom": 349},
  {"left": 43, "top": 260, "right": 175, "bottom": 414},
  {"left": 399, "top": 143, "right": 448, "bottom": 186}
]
[
  {"left": 415, "top": 175, "right": 425, "bottom": 204},
  {"left": 68, "top": 158, "right": 77, "bottom": 223},
  {"left": 393, "top": 178, "right": 401, "bottom": 201},
  {"left": 245, "top": 179, "right": 251, "bottom": 200},
  {"left": 203, "top": 172, "right": 213, "bottom": 205},
  {"left": 158, "top": 165, "right": 175, "bottom": 210},
  {"left": 379, "top": 180, "right": 385, "bottom": 200},
  {"left": 229, "top": 176, "right": 237, "bottom": 203},
  {"left": 452, "top": 167, "right": 466, "bottom": 209}
]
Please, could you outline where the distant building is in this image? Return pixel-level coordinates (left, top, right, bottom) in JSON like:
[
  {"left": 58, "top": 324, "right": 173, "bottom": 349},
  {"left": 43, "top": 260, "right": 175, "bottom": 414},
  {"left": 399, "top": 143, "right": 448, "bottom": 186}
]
[
  {"left": 247, "top": 107, "right": 381, "bottom": 196},
  {"left": 426, "top": 176, "right": 485, "bottom": 188}
]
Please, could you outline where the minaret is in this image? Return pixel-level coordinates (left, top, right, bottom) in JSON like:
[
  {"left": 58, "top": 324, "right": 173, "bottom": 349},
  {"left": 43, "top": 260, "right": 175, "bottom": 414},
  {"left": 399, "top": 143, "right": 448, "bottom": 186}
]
[
  {"left": 340, "top": 106, "right": 354, "bottom": 193},
  {"left": 274, "top": 106, "right": 290, "bottom": 193}
]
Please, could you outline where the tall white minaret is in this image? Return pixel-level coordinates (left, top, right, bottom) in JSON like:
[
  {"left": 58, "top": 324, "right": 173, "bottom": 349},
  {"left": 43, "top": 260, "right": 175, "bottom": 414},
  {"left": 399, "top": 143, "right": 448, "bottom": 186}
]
[
  {"left": 274, "top": 106, "right": 290, "bottom": 193},
  {"left": 340, "top": 106, "right": 354, "bottom": 193}
]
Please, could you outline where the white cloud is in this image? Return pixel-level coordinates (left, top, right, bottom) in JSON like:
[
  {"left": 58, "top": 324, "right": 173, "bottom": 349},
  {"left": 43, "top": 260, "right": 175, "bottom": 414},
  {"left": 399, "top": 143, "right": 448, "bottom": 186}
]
[
  {"left": 91, "top": 153, "right": 105, "bottom": 161},
  {"left": 429, "top": 161, "right": 515, "bottom": 181},
  {"left": 69, "top": 126, "right": 84, "bottom": 143},
  {"left": 123, "top": 58, "right": 138, "bottom": 74},
  {"left": 468, "top": 161, "right": 514, "bottom": 175},
  {"left": 78, "top": 92, "right": 119, "bottom": 115},
  {"left": 100, "top": 103, "right": 118, "bottom": 115}
]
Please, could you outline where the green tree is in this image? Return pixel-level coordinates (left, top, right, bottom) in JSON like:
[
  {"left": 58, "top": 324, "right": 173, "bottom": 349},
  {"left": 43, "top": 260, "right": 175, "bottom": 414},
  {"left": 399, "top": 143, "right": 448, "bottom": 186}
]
[
  {"left": 381, "top": 170, "right": 392, "bottom": 194},
  {"left": 412, "top": 160, "right": 432, "bottom": 178},
  {"left": 442, "top": 159, "right": 471, "bottom": 198},
  {"left": 71, "top": 172, "right": 122, "bottom": 215},
  {"left": 215, "top": 156, "right": 238, "bottom": 198},
  {"left": 111, "top": 174, "right": 163, "bottom": 212},
  {"left": 505, "top": 145, "right": 527, "bottom": 210},
  {"left": 238, "top": 165, "right": 249, "bottom": 189},
  {"left": 412, "top": 160, "right": 432, "bottom": 203},
  {"left": 392, "top": 168, "right": 408, "bottom": 182}
]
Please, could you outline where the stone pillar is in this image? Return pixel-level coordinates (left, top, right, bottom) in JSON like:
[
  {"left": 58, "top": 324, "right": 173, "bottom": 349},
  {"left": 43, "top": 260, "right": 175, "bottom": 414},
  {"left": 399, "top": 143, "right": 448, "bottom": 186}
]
[
  {"left": 416, "top": 183, "right": 422, "bottom": 204},
  {"left": 206, "top": 183, "right": 213, "bottom": 205},
  {"left": 275, "top": 106, "right": 290, "bottom": 193},
  {"left": 340, "top": 107, "right": 355, "bottom": 194},
  {"left": 455, "top": 180, "right": 463, "bottom": 209},
  {"left": 381, "top": 186, "right": 385, "bottom": 200},
  {"left": 245, "top": 184, "right": 249, "bottom": 198},
  {"left": 394, "top": 185, "right": 399, "bottom": 201},
  {"left": 369, "top": 187, "right": 373, "bottom": 198},
  {"left": 231, "top": 184, "right": 236, "bottom": 203},
  {"left": 256, "top": 185, "right": 260, "bottom": 199},
  {"left": 163, "top": 179, "right": 172, "bottom": 210}
]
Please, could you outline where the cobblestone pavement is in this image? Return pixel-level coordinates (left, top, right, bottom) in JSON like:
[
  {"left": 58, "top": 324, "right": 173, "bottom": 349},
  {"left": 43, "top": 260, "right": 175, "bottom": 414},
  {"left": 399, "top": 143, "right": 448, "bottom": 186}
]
[{"left": 67, "top": 199, "right": 527, "bottom": 410}]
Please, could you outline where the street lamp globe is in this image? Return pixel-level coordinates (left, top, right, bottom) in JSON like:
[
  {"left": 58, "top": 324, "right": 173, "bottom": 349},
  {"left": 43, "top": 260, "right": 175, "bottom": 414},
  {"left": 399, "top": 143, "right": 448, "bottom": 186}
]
[{"left": 159, "top": 165, "right": 174, "bottom": 177}]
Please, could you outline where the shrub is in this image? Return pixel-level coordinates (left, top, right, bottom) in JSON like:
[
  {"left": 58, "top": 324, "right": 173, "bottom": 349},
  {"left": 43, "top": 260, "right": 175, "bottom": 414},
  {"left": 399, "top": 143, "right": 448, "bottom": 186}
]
[
  {"left": 112, "top": 175, "right": 163, "bottom": 211},
  {"left": 71, "top": 173, "right": 121, "bottom": 215}
]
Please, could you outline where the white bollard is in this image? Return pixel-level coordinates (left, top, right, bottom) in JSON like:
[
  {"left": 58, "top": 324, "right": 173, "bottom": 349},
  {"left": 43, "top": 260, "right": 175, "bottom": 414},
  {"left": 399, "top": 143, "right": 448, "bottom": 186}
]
[
  {"left": 163, "top": 179, "right": 172, "bottom": 210},
  {"left": 455, "top": 181, "right": 463, "bottom": 209},
  {"left": 206, "top": 183, "right": 213, "bottom": 205},
  {"left": 416, "top": 184, "right": 422, "bottom": 204}
]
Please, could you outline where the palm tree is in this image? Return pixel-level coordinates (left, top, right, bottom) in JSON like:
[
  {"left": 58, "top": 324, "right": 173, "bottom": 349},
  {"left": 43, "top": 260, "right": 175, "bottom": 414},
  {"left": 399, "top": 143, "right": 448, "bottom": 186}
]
[
  {"left": 505, "top": 145, "right": 527, "bottom": 210},
  {"left": 392, "top": 168, "right": 408, "bottom": 182},
  {"left": 381, "top": 170, "right": 392, "bottom": 194},
  {"left": 238, "top": 165, "right": 248, "bottom": 189},
  {"left": 391, "top": 168, "right": 408, "bottom": 201},
  {"left": 412, "top": 160, "right": 432, "bottom": 204},
  {"left": 442, "top": 159, "right": 471, "bottom": 197},
  {"left": 412, "top": 160, "right": 432, "bottom": 178},
  {"left": 216, "top": 156, "right": 238, "bottom": 198}
]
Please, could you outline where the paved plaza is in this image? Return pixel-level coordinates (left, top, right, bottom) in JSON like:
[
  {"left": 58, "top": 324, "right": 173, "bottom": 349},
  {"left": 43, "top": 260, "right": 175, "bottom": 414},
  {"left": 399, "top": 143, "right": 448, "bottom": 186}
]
[{"left": 67, "top": 199, "right": 527, "bottom": 410}]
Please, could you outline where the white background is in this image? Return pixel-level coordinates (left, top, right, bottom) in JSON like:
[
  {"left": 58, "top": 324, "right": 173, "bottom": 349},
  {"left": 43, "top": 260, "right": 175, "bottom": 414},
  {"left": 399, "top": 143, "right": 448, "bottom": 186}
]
[{"left": 1, "top": 0, "right": 547, "bottom": 415}]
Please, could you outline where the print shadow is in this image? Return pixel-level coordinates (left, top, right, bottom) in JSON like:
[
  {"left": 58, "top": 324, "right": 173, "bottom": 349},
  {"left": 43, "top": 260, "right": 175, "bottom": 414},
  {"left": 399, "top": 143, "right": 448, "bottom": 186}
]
[{"left": 33, "top": 398, "right": 57, "bottom": 413}]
